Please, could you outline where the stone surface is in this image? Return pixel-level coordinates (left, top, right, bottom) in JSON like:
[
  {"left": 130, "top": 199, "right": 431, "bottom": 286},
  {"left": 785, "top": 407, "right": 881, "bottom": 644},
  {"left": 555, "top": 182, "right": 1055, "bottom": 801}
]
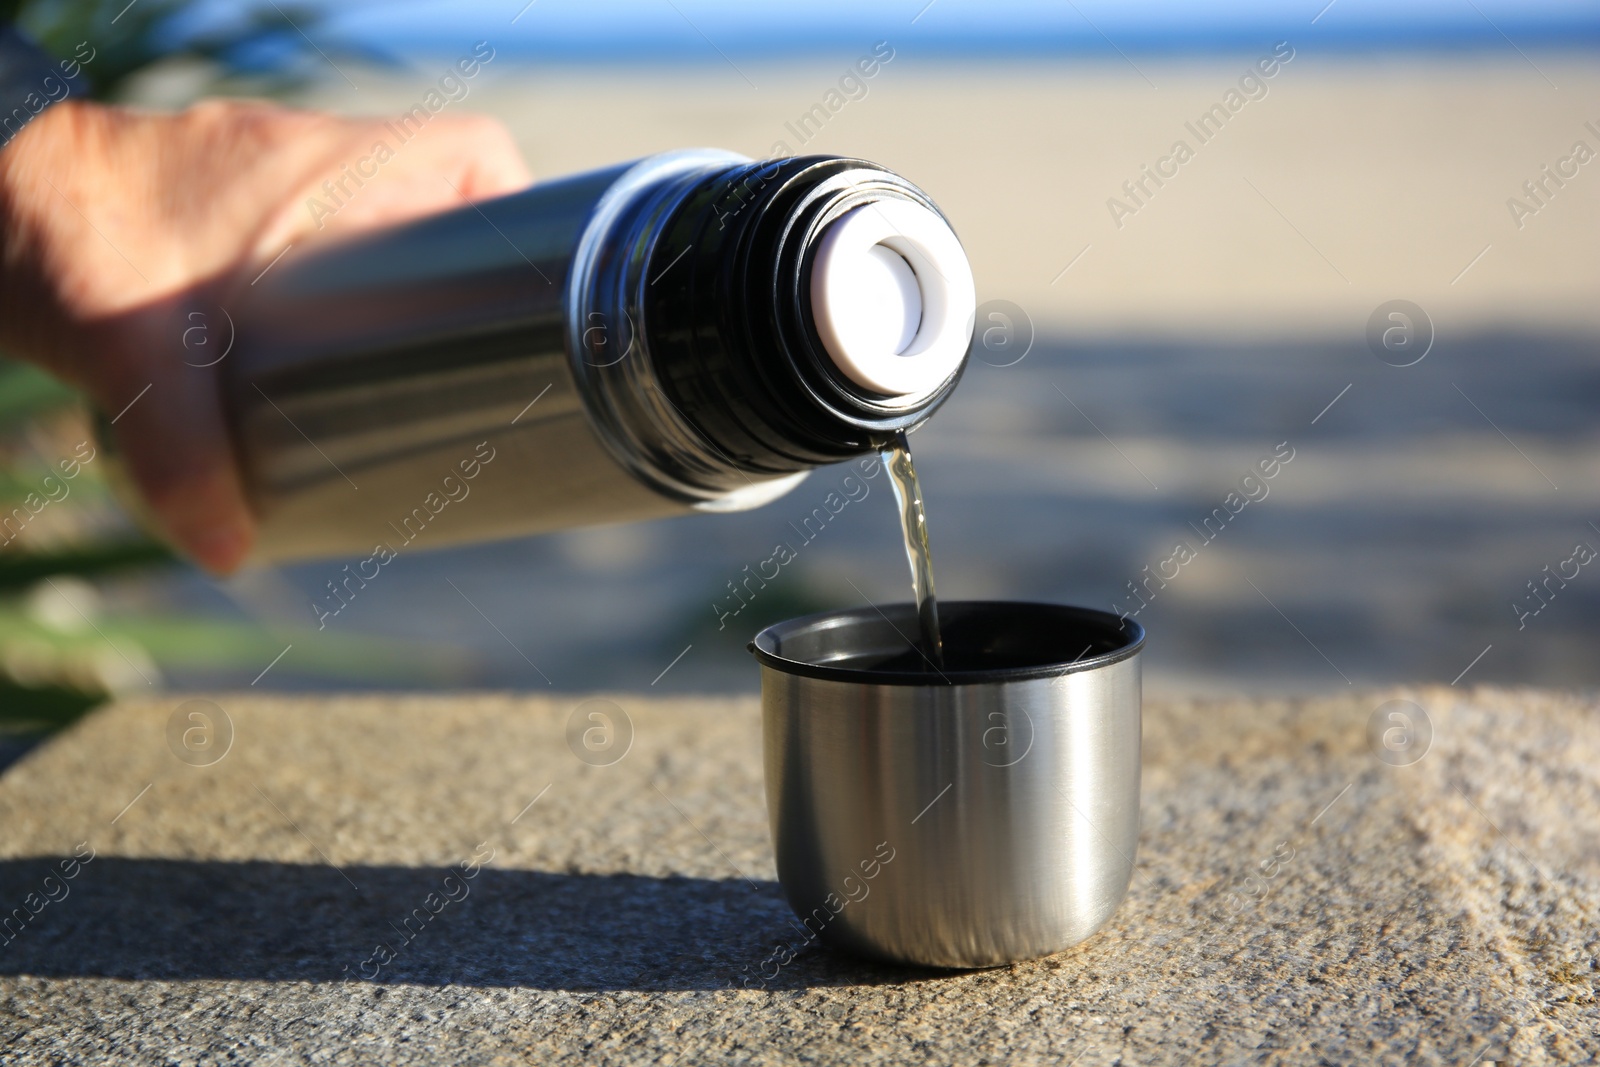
[{"left": 0, "top": 687, "right": 1595, "bottom": 1065}]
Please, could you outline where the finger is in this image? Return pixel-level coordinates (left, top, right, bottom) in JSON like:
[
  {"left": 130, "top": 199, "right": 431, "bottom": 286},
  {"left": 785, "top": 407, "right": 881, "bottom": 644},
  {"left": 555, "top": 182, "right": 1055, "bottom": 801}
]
[
  {"left": 256, "top": 113, "right": 533, "bottom": 253},
  {"left": 448, "top": 115, "right": 534, "bottom": 198},
  {"left": 378, "top": 112, "right": 532, "bottom": 202},
  {"left": 90, "top": 310, "right": 255, "bottom": 575}
]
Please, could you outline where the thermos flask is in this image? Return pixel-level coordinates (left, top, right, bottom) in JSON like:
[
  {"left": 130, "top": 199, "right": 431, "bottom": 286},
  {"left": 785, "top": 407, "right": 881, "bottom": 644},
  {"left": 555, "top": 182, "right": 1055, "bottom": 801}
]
[{"left": 216, "top": 149, "right": 977, "bottom": 561}]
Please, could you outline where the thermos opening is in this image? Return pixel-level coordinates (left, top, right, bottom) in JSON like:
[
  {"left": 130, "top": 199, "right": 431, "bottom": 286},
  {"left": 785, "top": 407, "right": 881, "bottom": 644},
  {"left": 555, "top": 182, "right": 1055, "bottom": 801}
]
[
  {"left": 808, "top": 200, "right": 976, "bottom": 401},
  {"left": 750, "top": 601, "right": 1144, "bottom": 684}
]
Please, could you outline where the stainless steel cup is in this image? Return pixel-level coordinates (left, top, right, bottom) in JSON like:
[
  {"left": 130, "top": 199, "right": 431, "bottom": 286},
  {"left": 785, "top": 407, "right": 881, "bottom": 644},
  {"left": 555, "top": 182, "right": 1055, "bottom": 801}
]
[{"left": 751, "top": 600, "right": 1143, "bottom": 969}]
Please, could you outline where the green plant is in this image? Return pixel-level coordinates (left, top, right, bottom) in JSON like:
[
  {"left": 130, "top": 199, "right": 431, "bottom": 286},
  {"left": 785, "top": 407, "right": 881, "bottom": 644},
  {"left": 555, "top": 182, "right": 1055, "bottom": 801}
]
[{"left": 4, "top": 0, "right": 369, "bottom": 100}]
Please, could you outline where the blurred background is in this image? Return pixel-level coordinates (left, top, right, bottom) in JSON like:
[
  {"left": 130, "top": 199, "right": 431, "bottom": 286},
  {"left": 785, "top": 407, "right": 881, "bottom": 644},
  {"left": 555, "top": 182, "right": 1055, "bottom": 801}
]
[{"left": 2, "top": 0, "right": 1598, "bottom": 759}]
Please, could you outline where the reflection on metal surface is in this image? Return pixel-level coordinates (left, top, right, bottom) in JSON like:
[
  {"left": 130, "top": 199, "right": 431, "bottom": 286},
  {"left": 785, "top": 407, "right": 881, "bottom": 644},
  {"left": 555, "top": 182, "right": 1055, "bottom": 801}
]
[{"left": 227, "top": 152, "right": 749, "bottom": 561}]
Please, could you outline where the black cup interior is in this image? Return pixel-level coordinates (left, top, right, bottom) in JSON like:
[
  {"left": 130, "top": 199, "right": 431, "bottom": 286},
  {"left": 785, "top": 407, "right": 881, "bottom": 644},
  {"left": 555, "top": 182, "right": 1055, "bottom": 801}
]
[{"left": 749, "top": 600, "right": 1143, "bottom": 685}]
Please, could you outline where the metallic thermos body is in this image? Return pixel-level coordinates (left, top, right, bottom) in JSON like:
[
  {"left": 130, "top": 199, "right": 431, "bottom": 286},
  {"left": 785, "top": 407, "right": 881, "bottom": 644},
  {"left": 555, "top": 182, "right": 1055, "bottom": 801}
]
[{"left": 221, "top": 150, "right": 974, "bottom": 561}]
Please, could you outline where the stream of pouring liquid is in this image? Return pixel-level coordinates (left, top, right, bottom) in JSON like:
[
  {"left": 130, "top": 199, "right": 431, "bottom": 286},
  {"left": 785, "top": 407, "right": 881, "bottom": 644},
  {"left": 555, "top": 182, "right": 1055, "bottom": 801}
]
[{"left": 881, "top": 431, "right": 944, "bottom": 669}]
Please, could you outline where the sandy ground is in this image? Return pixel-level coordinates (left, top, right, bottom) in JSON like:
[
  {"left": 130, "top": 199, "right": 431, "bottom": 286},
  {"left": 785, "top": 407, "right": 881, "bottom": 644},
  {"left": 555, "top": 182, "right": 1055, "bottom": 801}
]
[{"left": 274, "top": 51, "right": 1600, "bottom": 337}]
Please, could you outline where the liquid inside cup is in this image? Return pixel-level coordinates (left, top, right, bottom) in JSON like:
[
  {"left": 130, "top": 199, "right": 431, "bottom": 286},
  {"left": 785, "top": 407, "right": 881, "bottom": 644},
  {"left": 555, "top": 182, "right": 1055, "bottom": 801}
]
[{"left": 751, "top": 600, "right": 1142, "bottom": 683}]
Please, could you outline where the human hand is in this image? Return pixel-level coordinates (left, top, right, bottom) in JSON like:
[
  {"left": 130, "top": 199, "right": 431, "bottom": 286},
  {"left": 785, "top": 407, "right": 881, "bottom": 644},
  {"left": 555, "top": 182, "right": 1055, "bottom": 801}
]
[{"left": 0, "top": 98, "right": 532, "bottom": 573}]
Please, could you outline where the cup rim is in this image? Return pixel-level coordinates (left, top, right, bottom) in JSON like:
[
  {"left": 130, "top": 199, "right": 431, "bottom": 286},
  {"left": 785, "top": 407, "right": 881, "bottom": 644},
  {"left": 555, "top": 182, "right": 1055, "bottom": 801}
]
[{"left": 749, "top": 599, "right": 1144, "bottom": 686}]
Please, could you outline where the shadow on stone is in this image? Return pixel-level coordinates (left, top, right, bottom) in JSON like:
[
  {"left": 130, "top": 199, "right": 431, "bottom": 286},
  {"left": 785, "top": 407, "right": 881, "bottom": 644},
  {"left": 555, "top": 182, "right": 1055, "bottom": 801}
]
[{"left": 0, "top": 856, "right": 945, "bottom": 990}]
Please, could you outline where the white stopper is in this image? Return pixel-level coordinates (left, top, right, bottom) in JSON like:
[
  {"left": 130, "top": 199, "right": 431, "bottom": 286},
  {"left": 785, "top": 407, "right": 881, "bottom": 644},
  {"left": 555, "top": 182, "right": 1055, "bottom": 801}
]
[{"left": 809, "top": 200, "right": 976, "bottom": 399}]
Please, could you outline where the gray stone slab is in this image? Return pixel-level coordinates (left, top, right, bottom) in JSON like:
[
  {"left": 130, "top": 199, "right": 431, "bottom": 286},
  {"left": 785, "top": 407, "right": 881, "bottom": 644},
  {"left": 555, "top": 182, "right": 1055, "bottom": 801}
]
[{"left": 0, "top": 688, "right": 1595, "bottom": 1064}]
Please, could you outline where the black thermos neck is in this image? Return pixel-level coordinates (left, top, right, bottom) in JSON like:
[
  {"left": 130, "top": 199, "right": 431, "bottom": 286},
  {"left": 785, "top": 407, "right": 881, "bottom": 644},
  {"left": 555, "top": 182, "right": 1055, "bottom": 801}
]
[{"left": 643, "top": 156, "right": 970, "bottom": 475}]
